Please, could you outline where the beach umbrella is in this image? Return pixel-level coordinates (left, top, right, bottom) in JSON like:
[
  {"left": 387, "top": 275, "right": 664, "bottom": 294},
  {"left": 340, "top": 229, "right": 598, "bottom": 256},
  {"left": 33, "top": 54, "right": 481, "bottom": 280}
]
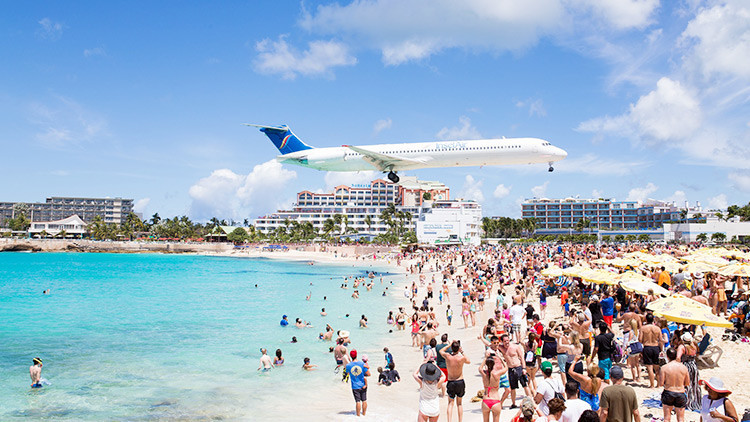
[
  {"left": 562, "top": 265, "right": 590, "bottom": 278},
  {"left": 682, "top": 254, "right": 730, "bottom": 266},
  {"left": 717, "top": 263, "right": 750, "bottom": 277},
  {"left": 621, "top": 279, "right": 670, "bottom": 296},
  {"left": 647, "top": 294, "right": 732, "bottom": 328},
  {"left": 681, "top": 262, "right": 719, "bottom": 274},
  {"left": 584, "top": 269, "right": 619, "bottom": 285},
  {"left": 541, "top": 266, "right": 564, "bottom": 277},
  {"left": 609, "top": 257, "right": 641, "bottom": 268}
]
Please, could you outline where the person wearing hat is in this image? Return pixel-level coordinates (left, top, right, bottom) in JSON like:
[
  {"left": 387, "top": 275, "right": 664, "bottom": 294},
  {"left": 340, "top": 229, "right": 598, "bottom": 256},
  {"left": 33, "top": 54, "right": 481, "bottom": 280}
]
[
  {"left": 699, "top": 377, "right": 739, "bottom": 422},
  {"left": 30, "top": 357, "right": 43, "bottom": 388},
  {"left": 535, "top": 361, "right": 564, "bottom": 416},
  {"left": 279, "top": 315, "right": 289, "bottom": 326},
  {"left": 600, "top": 366, "right": 640, "bottom": 422},
  {"left": 345, "top": 349, "right": 371, "bottom": 417},
  {"left": 413, "top": 362, "right": 444, "bottom": 422},
  {"left": 512, "top": 397, "right": 537, "bottom": 422}
]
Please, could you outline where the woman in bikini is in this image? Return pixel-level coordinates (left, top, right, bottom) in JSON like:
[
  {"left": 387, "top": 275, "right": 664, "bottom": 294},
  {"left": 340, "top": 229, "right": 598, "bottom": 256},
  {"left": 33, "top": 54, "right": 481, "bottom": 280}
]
[
  {"left": 567, "top": 355, "right": 604, "bottom": 411},
  {"left": 479, "top": 356, "right": 507, "bottom": 422}
]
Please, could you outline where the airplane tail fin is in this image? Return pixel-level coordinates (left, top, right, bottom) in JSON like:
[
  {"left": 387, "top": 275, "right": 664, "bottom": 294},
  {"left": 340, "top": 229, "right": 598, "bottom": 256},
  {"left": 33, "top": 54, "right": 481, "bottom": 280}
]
[{"left": 244, "top": 124, "right": 314, "bottom": 154}]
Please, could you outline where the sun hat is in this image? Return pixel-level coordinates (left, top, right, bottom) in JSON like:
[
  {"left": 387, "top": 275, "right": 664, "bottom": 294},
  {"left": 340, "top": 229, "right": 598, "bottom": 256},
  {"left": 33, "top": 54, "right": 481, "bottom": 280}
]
[
  {"left": 349, "top": 349, "right": 357, "bottom": 359},
  {"left": 521, "top": 397, "right": 536, "bottom": 417},
  {"left": 339, "top": 330, "right": 350, "bottom": 337},
  {"left": 591, "top": 295, "right": 599, "bottom": 302},
  {"left": 700, "top": 377, "right": 731, "bottom": 394},
  {"left": 419, "top": 362, "right": 441, "bottom": 381},
  {"left": 541, "top": 361, "right": 554, "bottom": 372},
  {"left": 361, "top": 354, "right": 369, "bottom": 362},
  {"left": 681, "top": 332, "right": 693, "bottom": 342}
]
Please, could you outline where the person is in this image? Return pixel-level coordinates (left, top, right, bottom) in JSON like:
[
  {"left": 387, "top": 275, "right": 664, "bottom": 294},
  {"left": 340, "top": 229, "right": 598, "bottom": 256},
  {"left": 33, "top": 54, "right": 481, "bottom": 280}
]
[
  {"left": 590, "top": 322, "right": 615, "bottom": 382},
  {"left": 479, "top": 356, "right": 507, "bottom": 422},
  {"left": 345, "top": 349, "right": 371, "bottom": 417},
  {"left": 30, "top": 357, "right": 43, "bottom": 388},
  {"left": 440, "top": 340, "right": 471, "bottom": 422},
  {"left": 386, "top": 362, "right": 401, "bottom": 383},
  {"left": 334, "top": 338, "right": 348, "bottom": 367},
  {"left": 302, "top": 357, "right": 317, "bottom": 371},
  {"left": 513, "top": 397, "right": 537, "bottom": 422},
  {"left": 659, "top": 347, "right": 689, "bottom": 422},
  {"left": 567, "top": 355, "right": 603, "bottom": 411},
  {"left": 639, "top": 313, "right": 664, "bottom": 388},
  {"left": 560, "top": 381, "right": 591, "bottom": 422},
  {"left": 578, "top": 410, "right": 599, "bottom": 422},
  {"left": 561, "top": 287, "right": 570, "bottom": 316},
  {"left": 540, "top": 288, "right": 548, "bottom": 319},
  {"left": 535, "top": 361, "right": 564, "bottom": 416},
  {"left": 383, "top": 347, "right": 394, "bottom": 367},
  {"left": 676, "top": 332, "right": 700, "bottom": 411},
  {"left": 321, "top": 308, "right": 327, "bottom": 316},
  {"left": 258, "top": 348, "right": 274, "bottom": 371},
  {"left": 435, "top": 334, "right": 450, "bottom": 378},
  {"left": 600, "top": 366, "right": 640, "bottom": 422},
  {"left": 539, "top": 397, "right": 565, "bottom": 422},
  {"left": 274, "top": 349, "right": 284, "bottom": 365},
  {"left": 699, "top": 377, "right": 739, "bottom": 422},
  {"left": 600, "top": 291, "right": 615, "bottom": 328},
  {"left": 499, "top": 333, "right": 533, "bottom": 408},
  {"left": 360, "top": 314, "right": 368, "bottom": 328},
  {"left": 510, "top": 298, "right": 527, "bottom": 343},
  {"left": 414, "top": 362, "right": 445, "bottom": 422},
  {"left": 280, "top": 315, "right": 289, "bottom": 326},
  {"left": 525, "top": 332, "right": 541, "bottom": 391},
  {"left": 623, "top": 319, "right": 641, "bottom": 382},
  {"left": 446, "top": 304, "right": 453, "bottom": 326}
]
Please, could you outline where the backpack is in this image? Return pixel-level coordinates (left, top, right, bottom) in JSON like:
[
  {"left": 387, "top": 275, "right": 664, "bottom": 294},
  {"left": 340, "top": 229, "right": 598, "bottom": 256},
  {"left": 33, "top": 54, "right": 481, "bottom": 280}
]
[{"left": 545, "top": 379, "right": 565, "bottom": 402}]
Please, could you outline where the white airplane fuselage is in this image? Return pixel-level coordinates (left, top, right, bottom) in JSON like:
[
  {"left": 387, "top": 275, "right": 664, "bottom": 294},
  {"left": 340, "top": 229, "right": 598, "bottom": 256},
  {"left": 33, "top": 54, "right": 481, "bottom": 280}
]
[{"left": 277, "top": 137, "right": 567, "bottom": 172}]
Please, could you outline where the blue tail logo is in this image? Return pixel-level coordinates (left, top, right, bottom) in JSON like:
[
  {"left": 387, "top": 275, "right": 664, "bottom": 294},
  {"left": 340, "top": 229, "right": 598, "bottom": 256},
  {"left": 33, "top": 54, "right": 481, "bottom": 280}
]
[{"left": 246, "top": 124, "right": 314, "bottom": 154}]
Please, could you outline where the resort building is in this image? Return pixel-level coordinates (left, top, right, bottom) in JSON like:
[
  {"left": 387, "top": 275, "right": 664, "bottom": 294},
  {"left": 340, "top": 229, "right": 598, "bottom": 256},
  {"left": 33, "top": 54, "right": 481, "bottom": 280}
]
[
  {"left": 28, "top": 215, "right": 87, "bottom": 238},
  {"left": 254, "top": 176, "right": 449, "bottom": 236},
  {"left": 0, "top": 197, "right": 134, "bottom": 226},
  {"left": 416, "top": 200, "right": 483, "bottom": 245}
]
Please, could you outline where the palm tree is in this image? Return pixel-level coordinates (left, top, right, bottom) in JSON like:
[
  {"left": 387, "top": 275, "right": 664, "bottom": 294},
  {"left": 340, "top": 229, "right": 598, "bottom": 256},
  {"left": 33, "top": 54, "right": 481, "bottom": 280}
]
[
  {"left": 696, "top": 233, "right": 708, "bottom": 242},
  {"left": 714, "top": 212, "right": 725, "bottom": 222},
  {"left": 679, "top": 209, "right": 688, "bottom": 223},
  {"left": 363, "top": 215, "right": 373, "bottom": 234},
  {"left": 322, "top": 218, "right": 336, "bottom": 238},
  {"left": 711, "top": 232, "right": 726, "bottom": 243}
]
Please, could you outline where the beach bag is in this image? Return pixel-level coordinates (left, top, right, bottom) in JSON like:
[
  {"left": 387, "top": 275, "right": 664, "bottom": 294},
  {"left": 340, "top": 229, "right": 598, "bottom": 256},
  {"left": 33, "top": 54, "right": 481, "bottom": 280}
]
[{"left": 628, "top": 341, "right": 644, "bottom": 355}]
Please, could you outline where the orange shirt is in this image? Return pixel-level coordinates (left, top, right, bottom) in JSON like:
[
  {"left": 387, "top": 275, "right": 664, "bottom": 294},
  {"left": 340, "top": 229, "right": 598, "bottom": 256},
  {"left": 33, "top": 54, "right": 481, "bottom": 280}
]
[
  {"left": 561, "top": 291, "right": 568, "bottom": 305},
  {"left": 658, "top": 271, "right": 672, "bottom": 287}
]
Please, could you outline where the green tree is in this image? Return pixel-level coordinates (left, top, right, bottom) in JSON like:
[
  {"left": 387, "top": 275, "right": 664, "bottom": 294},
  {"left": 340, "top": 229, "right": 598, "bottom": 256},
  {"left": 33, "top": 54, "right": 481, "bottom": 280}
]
[
  {"left": 227, "top": 227, "right": 250, "bottom": 244},
  {"left": 637, "top": 234, "right": 650, "bottom": 242},
  {"left": 363, "top": 215, "right": 373, "bottom": 233},
  {"left": 679, "top": 209, "right": 688, "bottom": 223},
  {"left": 574, "top": 218, "right": 591, "bottom": 233},
  {"left": 422, "top": 192, "right": 432, "bottom": 201},
  {"left": 625, "top": 234, "right": 636, "bottom": 242},
  {"left": 601, "top": 235, "right": 611, "bottom": 243},
  {"left": 614, "top": 234, "right": 625, "bottom": 242},
  {"left": 711, "top": 232, "right": 726, "bottom": 243},
  {"left": 696, "top": 233, "right": 708, "bottom": 242}
]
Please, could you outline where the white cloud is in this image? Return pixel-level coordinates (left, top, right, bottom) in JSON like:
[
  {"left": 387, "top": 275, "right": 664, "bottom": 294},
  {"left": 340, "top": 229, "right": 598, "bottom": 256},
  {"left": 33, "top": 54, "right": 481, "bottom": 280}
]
[
  {"left": 324, "top": 171, "right": 380, "bottom": 190},
  {"left": 254, "top": 36, "right": 357, "bottom": 79},
  {"left": 493, "top": 184, "right": 511, "bottom": 199},
  {"left": 516, "top": 98, "right": 547, "bottom": 117},
  {"left": 373, "top": 118, "right": 392, "bottom": 135},
  {"left": 436, "top": 116, "right": 482, "bottom": 141},
  {"left": 707, "top": 193, "right": 728, "bottom": 210},
  {"left": 28, "top": 96, "right": 108, "bottom": 147},
  {"left": 531, "top": 181, "right": 550, "bottom": 198},
  {"left": 592, "top": 189, "right": 602, "bottom": 198},
  {"left": 188, "top": 160, "right": 297, "bottom": 220},
  {"left": 626, "top": 182, "right": 658, "bottom": 202},
  {"left": 579, "top": 77, "right": 702, "bottom": 145},
  {"left": 729, "top": 171, "right": 750, "bottom": 192},
  {"left": 83, "top": 47, "right": 106, "bottom": 58},
  {"left": 460, "top": 175, "right": 484, "bottom": 202},
  {"left": 133, "top": 198, "right": 151, "bottom": 214},
  {"left": 37, "top": 18, "right": 63, "bottom": 40},
  {"left": 382, "top": 39, "right": 439, "bottom": 66},
  {"left": 681, "top": 3, "right": 750, "bottom": 80},
  {"left": 553, "top": 153, "right": 647, "bottom": 176},
  {"left": 569, "top": 0, "right": 660, "bottom": 30},
  {"left": 663, "top": 190, "right": 688, "bottom": 206}
]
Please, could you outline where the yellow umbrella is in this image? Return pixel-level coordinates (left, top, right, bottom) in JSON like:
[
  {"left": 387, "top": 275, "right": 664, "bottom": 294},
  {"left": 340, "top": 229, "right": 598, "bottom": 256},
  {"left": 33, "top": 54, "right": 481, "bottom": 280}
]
[
  {"left": 717, "top": 263, "right": 750, "bottom": 277},
  {"left": 562, "top": 265, "right": 590, "bottom": 278},
  {"left": 541, "top": 266, "right": 564, "bottom": 277},
  {"left": 681, "top": 262, "right": 718, "bottom": 274},
  {"left": 616, "top": 270, "right": 653, "bottom": 282},
  {"left": 683, "top": 254, "right": 730, "bottom": 266},
  {"left": 621, "top": 279, "right": 670, "bottom": 296},
  {"left": 609, "top": 257, "right": 641, "bottom": 268},
  {"left": 646, "top": 294, "right": 732, "bottom": 328},
  {"left": 583, "top": 269, "right": 619, "bottom": 285}
]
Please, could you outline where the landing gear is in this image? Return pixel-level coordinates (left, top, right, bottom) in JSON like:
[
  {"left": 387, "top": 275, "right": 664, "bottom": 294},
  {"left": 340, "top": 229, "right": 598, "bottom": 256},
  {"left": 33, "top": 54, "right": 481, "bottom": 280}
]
[
  {"left": 387, "top": 171, "right": 400, "bottom": 183},
  {"left": 548, "top": 162, "right": 554, "bottom": 172}
]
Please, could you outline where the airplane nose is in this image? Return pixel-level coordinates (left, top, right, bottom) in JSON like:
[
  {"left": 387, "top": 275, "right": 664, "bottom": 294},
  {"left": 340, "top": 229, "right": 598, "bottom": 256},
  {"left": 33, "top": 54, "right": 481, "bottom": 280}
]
[{"left": 555, "top": 147, "right": 567, "bottom": 160}]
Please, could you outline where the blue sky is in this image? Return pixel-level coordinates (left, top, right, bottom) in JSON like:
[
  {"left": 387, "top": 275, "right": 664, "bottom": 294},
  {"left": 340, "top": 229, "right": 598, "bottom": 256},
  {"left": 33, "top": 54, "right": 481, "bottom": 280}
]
[{"left": 1, "top": 1, "right": 749, "bottom": 221}]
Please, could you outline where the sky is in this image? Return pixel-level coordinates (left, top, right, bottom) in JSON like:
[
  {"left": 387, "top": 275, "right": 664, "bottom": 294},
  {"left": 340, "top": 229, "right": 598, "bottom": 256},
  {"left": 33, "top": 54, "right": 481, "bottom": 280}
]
[{"left": 1, "top": 0, "right": 749, "bottom": 221}]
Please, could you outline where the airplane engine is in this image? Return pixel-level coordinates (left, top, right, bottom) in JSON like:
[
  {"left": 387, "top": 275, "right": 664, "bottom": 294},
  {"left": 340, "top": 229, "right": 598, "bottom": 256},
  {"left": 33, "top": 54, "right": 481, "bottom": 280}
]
[{"left": 305, "top": 148, "right": 345, "bottom": 165}]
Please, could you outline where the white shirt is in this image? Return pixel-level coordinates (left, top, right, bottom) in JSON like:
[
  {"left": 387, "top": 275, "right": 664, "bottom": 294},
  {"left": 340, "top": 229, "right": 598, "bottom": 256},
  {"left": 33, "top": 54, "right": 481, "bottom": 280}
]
[
  {"left": 537, "top": 377, "right": 564, "bottom": 415},
  {"left": 510, "top": 305, "right": 526, "bottom": 325},
  {"left": 561, "top": 398, "right": 592, "bottom": 422}
]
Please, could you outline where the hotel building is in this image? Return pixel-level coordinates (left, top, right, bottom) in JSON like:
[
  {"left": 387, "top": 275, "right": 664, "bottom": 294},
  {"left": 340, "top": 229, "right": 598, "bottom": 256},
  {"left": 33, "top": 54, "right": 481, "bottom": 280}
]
[
  {"left": 0, "top": 197, "right": 134, "bottom": 226},
  {"left": 254, "top": 177, "right": 449, "bottom": 236},
  {"left": 416, "top": 200, "right": 483, "bottom": 245}
]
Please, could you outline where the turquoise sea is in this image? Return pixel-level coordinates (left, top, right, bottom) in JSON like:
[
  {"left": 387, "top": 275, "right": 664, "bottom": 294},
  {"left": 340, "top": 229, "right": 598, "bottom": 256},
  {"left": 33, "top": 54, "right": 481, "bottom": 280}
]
[{"left": 0, "top": 252, "right": 400, "bottom": 420}]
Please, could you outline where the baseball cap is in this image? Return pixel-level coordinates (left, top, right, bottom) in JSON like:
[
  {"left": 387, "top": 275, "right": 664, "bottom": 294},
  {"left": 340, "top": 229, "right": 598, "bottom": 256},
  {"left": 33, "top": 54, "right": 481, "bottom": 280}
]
[
  {"left": 541, "top": 361, "right": 553, "bottom": 372},
  {"left": 610, "top": 366, "right": 624, "bottom": 379},
  {"left": 349, "top": 349, "right": 357, "bottom": 359}
]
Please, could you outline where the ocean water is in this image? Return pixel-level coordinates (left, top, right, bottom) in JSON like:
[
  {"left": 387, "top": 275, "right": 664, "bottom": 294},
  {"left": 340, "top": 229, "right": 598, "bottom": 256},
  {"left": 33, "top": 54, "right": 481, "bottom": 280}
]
[{"left": 0, "top": 252, "right": 400, "bottom": 421}]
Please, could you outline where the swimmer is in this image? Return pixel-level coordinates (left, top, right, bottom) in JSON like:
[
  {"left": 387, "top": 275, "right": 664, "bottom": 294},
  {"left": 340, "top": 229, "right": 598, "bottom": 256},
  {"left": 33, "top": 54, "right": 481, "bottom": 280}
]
[
  {"left": 295, "top": 318, "right": 312, "bottom": 328},
  {"left": 320, "top": 330, "right": 334, "bottom": 341},
  {"left": 257, "top": 349, "right": 274, "bottom": 371},
  {"left": 291, "top": 336, "right": 298, "bottom": 343},
  {"left": 323, "top": 296, "right": 327, "bottom": 301},
  {"left": 30, "top": 357, "right": 43, "bottom": 388},
  {"left": 321, "top": 308, "right": 327, "bottom": 316},
  {"left": 306, "top": 291, "right": 311, "bottom": 301},
  {"left": 274, "top": 349, "right": 284, "bottom": 365},
  {"left": 360, "top": 315, "right": 368, "bottom": 328},
  {"left": 302, "top": 357, "right": 318, "bottom": 371}
]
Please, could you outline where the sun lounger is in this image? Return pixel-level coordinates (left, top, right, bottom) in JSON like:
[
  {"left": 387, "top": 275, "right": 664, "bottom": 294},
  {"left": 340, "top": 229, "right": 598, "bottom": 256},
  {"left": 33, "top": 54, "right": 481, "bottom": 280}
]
[{"left": 696, "top": 333, "right": 723, "bottom": 367}]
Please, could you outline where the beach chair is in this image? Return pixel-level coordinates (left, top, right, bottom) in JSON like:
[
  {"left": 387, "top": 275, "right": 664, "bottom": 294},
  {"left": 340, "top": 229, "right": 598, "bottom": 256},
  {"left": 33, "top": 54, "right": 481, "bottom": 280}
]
[{"left": 696, "top": 333, "right": 723, "bottom": 367}]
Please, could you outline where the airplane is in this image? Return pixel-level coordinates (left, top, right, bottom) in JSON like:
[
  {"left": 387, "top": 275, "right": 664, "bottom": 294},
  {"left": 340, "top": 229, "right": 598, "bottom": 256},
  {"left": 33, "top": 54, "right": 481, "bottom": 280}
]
[{"left": 246, "top": 124, "right": 567, "bottom": 183}]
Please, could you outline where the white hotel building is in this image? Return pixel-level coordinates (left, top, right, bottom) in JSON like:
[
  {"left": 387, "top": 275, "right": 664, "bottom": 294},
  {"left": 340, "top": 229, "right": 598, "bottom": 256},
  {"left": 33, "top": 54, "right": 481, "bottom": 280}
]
[{"left": 254, "top": 177, "right": 450, "bottom": 236}]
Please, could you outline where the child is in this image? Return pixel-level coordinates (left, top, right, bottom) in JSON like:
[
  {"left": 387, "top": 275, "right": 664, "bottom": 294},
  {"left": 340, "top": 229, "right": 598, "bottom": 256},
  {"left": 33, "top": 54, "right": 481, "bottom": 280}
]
[
  {"left": 383, "top": 347, "right": 394, "bottom": 367},
  {"left": 302, "top": 357, "right": 317, "bottom": 371},
  {"left": 446, "top": 305, "right": 453, "bottom": 326}
]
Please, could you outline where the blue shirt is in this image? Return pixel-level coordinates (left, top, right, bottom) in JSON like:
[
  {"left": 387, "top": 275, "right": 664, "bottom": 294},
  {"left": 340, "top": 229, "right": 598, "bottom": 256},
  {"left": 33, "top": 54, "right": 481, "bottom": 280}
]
[
  {"left": 280, "top": 319, "right": 288, "bottom": 326},
  {"left": 346, "top": 361, "right": 367, "bottom": 390},
  {"left": 384, "top": 352, "right": 394, "bottom": 366},
  {"left": 600, "top": 297, "right": 615, "bottom": 316}
]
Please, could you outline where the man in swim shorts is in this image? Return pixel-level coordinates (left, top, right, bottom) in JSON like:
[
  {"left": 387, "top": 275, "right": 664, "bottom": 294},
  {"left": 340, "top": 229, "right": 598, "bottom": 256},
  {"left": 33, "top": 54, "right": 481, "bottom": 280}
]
[
  {"left": 334, "top": 338, "right": 348, "bottom": 366},
  {"left": 346, "top": 349, "right": 371, "bottom": 416},
  {"left": 440, "top": 340, "right": 470, "bottom": 422},
  {"left": 639, "top": 313, "right": 663, "bottom": 388},
  {"left": 30, "top": 357, "right": 43, "bottom": 388},
  {"left": 498, "top": 333, "right": 531, "bottom": 408},
  {"left": 659, "top": 348, "right": 689, "bottom": 422},
  {"left": 257, "top": 349, "right": 274, "bottom": 371}
]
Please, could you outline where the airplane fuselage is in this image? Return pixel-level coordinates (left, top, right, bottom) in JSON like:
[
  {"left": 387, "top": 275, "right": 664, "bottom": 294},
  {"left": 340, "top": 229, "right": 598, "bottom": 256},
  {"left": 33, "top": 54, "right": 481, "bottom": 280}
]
[{"left": 278, "top": 137, "right": 567, "bottom": 172}]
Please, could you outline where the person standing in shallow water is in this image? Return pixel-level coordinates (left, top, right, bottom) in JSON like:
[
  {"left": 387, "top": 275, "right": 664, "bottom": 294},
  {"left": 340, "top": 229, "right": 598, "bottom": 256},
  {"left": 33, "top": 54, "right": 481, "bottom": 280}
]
[{"left": 30, "top": 357, "right": 43, "bottom": 388}]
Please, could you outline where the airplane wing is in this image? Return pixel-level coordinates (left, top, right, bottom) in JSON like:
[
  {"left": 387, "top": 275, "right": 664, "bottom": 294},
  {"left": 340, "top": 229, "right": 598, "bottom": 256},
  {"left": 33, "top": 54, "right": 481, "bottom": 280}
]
[{"left": 343, "top": 145, "right": 426, "bottom": 171}]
